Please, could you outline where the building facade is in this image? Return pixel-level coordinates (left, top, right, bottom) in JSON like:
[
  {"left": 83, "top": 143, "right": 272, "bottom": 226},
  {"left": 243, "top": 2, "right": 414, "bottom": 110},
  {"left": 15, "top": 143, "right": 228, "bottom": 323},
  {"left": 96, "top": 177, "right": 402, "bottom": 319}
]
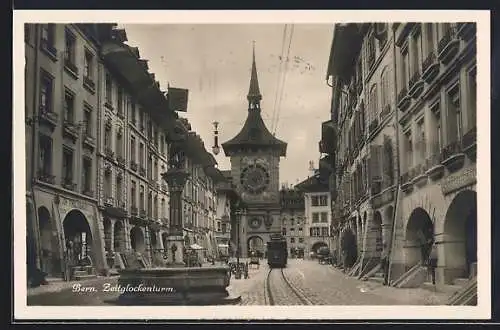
[
  {"left": 389, "top": 22, "right": 477, "bottom": 287},
  {"left": 296, "top": 173, "right": 333, "bottom": 258},
  {"left": 221, "top": 47, "right": 288, "bottom": 258},
  {"left": 279, "top": 187, "right": 306, "bottom": 258}
]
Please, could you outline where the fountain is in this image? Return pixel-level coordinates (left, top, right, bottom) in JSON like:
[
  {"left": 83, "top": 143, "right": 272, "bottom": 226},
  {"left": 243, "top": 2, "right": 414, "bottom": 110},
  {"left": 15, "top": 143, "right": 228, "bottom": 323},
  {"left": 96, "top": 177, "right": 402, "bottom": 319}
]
[{"left": 116, "top": 120, "right": 241, "bottom": 305}]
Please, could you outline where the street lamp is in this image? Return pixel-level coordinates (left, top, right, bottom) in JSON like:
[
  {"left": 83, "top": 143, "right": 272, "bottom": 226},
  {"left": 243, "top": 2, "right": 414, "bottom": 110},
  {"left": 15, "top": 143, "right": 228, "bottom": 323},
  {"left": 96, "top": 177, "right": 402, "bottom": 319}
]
[{"left": 234, "top": 201, "right": 246, "bottom": 279}]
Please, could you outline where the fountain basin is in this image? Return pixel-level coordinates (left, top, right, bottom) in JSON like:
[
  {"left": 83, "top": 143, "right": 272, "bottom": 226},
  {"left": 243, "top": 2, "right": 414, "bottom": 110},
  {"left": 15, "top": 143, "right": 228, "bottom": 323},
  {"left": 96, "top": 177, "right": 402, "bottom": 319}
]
[{"left": 115, "top": 266, "right": 241, "bottom": 305}]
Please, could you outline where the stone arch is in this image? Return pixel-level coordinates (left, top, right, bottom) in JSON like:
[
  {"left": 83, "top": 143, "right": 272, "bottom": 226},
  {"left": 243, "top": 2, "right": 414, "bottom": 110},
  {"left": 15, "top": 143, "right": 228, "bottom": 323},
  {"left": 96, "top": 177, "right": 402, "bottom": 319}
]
[
  {"left": 247, "top": 236, "right": 264, "bottom": 256},
  {"left": 373, "top": 211, "right": 383, "bottom": 254},
  {"left": 311, "top": 241, "right": 328, "bottom": 254},
  {"left": 113, "top": 220, "right": 125, "bottom": 252},
  {"left": 404, "top": 207, "right": 434, "bottom": 268},
  {"left": 341, "top": 228, "right": 358, "bottom": 268},
  {"left": 38, "top": 206, "right": 58, "bottom": 274},
  {"left": 63, "top": 209, "right": 94, "bottom": 266},
  {"left": 443, "top": 189, "right": 477, "bottom": 283},
  {"left": 130, "top": 226, "right": 145, "bottom": 253}
]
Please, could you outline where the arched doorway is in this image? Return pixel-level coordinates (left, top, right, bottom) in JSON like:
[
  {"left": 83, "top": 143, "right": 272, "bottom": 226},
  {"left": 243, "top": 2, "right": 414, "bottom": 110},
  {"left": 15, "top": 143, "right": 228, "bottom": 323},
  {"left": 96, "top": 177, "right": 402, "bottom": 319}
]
[
  {"left": 404, "top": 207, "right": 434, "bottom": 268},
  {"left": 130, "top": 226, "right": 145, "bottom": 253},
  {"left": 113, "top": 221, "right": 125, "bottom": 252},
  {"left": 247, "top": 236, "right": 264, "bottom": 257},
  {"left": 443, "top": 190, "right": 477, "bottom": 282},
  {"left": 63, "top": 210, "right": 93, "bottom": 267},
  {"left": 311, "top": 241, "right": 328, "bottom": 254},
  {"left": 341, "top": 228, "right": 358, "bottom": 268},
  {"left": 38, "top": 206, "right": 58, "bottom": 274},
  {"left": 373, "top": 211, "right": 383, "bottom": 254}
]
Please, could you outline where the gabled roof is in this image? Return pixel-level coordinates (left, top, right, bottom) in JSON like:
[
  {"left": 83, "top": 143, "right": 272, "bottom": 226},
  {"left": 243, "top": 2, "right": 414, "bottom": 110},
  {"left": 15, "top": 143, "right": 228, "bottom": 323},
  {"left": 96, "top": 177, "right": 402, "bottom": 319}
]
[{"left": 295, "top": 174, "right": 329, "bottom": 193}]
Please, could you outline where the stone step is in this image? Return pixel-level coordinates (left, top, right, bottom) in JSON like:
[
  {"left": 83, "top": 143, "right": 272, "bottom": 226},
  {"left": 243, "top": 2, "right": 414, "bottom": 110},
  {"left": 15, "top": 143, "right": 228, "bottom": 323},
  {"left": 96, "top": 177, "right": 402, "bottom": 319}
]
[
  {"left": 453, "top": 277, "right": 470, "bottom": 287},
  {"left": 73, "top": 270, "right": 89, "bottom": 277},
  {"left": 73, "top": 274, "right": 97, "bottom": 281}
]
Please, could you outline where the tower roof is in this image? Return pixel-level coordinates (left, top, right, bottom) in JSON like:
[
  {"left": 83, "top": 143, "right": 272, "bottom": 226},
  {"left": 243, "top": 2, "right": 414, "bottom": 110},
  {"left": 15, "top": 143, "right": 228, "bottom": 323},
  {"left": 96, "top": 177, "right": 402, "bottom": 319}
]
[{"left": 222, "top": 43, "right": 287, "bottom": 157}]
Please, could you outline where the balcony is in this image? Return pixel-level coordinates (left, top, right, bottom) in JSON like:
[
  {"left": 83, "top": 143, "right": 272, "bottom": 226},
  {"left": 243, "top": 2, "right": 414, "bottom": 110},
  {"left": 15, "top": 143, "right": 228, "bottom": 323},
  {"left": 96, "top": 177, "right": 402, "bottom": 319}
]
[
  {"left": 411, "top": 163, "right": 428, "bottom": 188},
  {"left": 63, "top": 121, "right": 79, "bottom": 141},
  {"left": 437, "top": 25, "right": 460, "bottom": 65},
  {"left": 38, "top": 110, "right": 58, "bottom": 130},
  {"left": 64, "top": 59, "right": 79, "bottom": 79},
  {"left": 425, "top": 153, "right": 445, "bottom": 181},
  {"left": 83, "top": 76, "right": 96, "bottom": 93},
  {"left": 441, "top": 141, "right": 466, "bottom": 173},
  {"left": 104, "top": 100, "right": 114, "bottom": 111},
  {"left": 161, "top": 183, "right": 168, "bottom": 192},
  {"left": 82, "top": 134, "right": 96, "bottom": 150},
  {"left": 130, "top": 161, "right": 138, "bottom": 171},
  {"left": 456, "top": 23, "right": 476, "bottom": 42},
  {"left": 117, "top": 155, "right": 126, "bottom": 168},
  {"left": 104, "top": 147, "right": 115, "bottom": 161},
  {"left": 130, "top": 206, "right": 138, "bottom": 216},
  {"left": 82, "top": 188, "right": 94, "bottom": 197},
  {"left": 139, "top": 166, "right": 146, "bottom": 177},
  {"left": 421, "top": 52, "right": 440, "bottom": 84},
  {"left": 371, "top": 186, "right": 395, "bottom": 209},
  {"left": 400, "top": 172, "right": 413, "bottom": 193},
  {"left": 104, "top": 196, "right": 114, "bottom": 207},
  {"left": 62, "top": 178, "right": 77, "bottom": 191},
  {"left": 36, "top": 170, "right": 55, "bottom": 184},
  {"left": 461, "top": 127, "right": 477, "bottom": 161},
  {"left": 408, "top": 71, "right": 424, "bottom": 99},
  {"left": 397, "top": 87, "right": 411, "bottom": 112}
]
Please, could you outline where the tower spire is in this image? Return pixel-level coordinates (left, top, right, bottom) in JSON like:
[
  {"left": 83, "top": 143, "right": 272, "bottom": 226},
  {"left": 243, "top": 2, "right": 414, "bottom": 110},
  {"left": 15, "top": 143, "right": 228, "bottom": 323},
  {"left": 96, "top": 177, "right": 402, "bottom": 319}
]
[{"left": 247, "top": 41, "right": 262, "bottom": 110}]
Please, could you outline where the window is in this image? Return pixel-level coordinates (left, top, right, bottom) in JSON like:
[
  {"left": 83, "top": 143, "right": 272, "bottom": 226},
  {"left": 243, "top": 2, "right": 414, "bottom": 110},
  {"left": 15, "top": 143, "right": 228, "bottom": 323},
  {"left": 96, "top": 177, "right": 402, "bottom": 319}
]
[
  {"left": 38, "top": 134, "right": 52, "bottom": 176},
  {"left": 467, "top": 67, "right": 477, "bottom": 130},
  {"left": 41, "top": 24, "right": 55, "bottom": 47},
  {"left": 312, "top": 212, "right": 319, "bottom": 223},
  {"left": 221, "top": 223, "right": 227, "bottom": 233},
  {"left": 131, "top": 181, "right": 137, "bottom": 208},
  {"left": 104, "top": 170, "right": 111, "bottom": 199},
  {"left": 282, "top": 228, "right": 287, "bottom": 235},
  {"left": 161, "top": 198, "right": 165, "bottom": 219},
  {"left": 290, "top": 238, "right": 295, "bottom": 244},
  {"left": 311, "top": 196, "right": 319, "bottom": 206},
  {"left": 154, "top": 160, "right": 158, "bottom": 181},
  {"left": 83, "top": 105, "right": 92, "bottom": 136},
  {"left": 117, "top": 87, "right": 123, "bottom": 115},
  {"left": 64, "top": 29, "right": 76, "bottom": 66},
  {"left": 116, "top": 176, "right": 122, "bottom": 205},
  {"left": 62, "top": 147, "right": 74, "bottom": 184},
  {"left": 148, "top": 193, "right": 152, "bottom": 216},
  {"left": 82, "top": 157, "right": 92, "bottom": 193},
  {"left": 84, "top": 50, "right": 94, "bottom": 80},
  {"left": 130, "top": 136, "right": 136, "bottom": 162},
  {"left": 320, "top": 212, "right": 328, "bottom": 223},
  {"left": 148, "top": 154, "right": 153, "bottom": 179},
  {"left": 380, "top": 67, "right": 390, "bottom": 109},
  {"left": 139, "top": 143, "right": 145, "bottom": 166},
  {"left": 299, "top": 237, "right": 304, "bottom": 243},
  {"left": 319, "top": 195, "right": 328, "bottom": 206},
  {"left": 116, "top": 131, "right": 123, "bottom": 158},
  {"left": 404, "top": 130, "right": 413, "bottom": 170},
  {"left": 298, "top": 227, "right": 303, "bottom": 234},
  {"left": 430, "top": 102, "right": 442, "bottom": 154},
  {"left": 139, "top": 185, "right": 145, "bottom": 211},
  {"left": 410, "top": 29, "right": 421, "bottom": 76},
  {"left": 63, "top": 89, "right": 75, "bottom": 123},
  {"left": 130, "top": 100, "right": 136, "bottom": 125},
  {"left": 105, "top": 73, "right": 112, "bottom": 105},
  {"left": 39, "top": 72, "right": 53, "bottom": 113},
  {"left": 104, "top": 126, "right": 111, "bottom": 150},
  {"left": 153, "top": 196, "right": 158, "bottom": 219},
  {"left": 424, "top": 23, "right": 435, "bottom": 56},
  {"left": 139, "top": 110, "right": 144, "bottom": 131},
  {"left": 417, "top": 118, "right": 426, "bottom": 161},
  {"left": 446, "top": 84, "right": 462, "bottom": 144},
  {"left": 401, "top": 47, "right": 409, "bottom": 89},
  {"left": 321, "top": 227, "right": 329, "bottom": 236}
]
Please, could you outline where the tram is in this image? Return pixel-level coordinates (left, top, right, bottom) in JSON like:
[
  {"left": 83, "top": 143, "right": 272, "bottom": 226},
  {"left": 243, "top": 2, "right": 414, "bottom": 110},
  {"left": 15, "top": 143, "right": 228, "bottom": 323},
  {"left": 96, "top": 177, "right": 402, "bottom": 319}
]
[{"left": 267, "top": 234, "right": 288, "bottom": 268}]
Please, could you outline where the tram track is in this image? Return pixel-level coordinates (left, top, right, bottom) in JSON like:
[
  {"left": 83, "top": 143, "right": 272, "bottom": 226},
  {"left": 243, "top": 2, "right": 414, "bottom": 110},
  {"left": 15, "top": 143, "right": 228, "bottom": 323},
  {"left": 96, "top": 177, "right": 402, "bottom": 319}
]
[{"left": 264, "top": 267, "right": 313, "bottom": 305}]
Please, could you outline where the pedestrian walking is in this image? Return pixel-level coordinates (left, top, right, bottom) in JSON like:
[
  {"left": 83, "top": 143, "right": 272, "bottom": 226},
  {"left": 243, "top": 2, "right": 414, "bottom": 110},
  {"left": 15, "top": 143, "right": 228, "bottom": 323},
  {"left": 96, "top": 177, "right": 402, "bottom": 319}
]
[{"left": 428, "top": 242, "right": 438, "bottom": 288}]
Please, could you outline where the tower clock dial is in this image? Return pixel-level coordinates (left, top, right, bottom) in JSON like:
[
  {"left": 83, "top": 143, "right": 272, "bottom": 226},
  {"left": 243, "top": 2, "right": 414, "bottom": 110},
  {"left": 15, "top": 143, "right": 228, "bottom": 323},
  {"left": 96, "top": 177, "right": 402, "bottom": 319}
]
[{"left": 240, "top": 163, "right": 270, "bottom": 194}]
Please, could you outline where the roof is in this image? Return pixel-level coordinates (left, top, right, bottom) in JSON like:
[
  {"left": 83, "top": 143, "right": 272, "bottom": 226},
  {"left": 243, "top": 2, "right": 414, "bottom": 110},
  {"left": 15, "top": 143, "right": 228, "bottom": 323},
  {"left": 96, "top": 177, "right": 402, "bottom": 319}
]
[{"left": 295, "top": 174, "right": 329, "bottom": 193}]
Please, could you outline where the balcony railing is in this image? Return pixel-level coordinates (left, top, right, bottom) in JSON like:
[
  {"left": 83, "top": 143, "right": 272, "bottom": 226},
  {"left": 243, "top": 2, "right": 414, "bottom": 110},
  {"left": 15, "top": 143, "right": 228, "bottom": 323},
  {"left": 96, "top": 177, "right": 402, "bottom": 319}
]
[
  {"left": 38, "top": 110, "right": 58, "bottom": 129},
  {"left": 82, "top": 188, "right": 94, "bottom": 197},
  {"left": 462, "top": 126, "right": 477, "bottom": 150},
  {"left": 422, "top": 51, "right": 436, "bottom": 73},
  {"left": 130, "top": 161, "right": 138, "bottom": 171},
  {"left": 139, "top": 166, "right": 146, "bottom": 177},
  {"left": 438, "top": 25, "right": 455, "bottom": 54},
  {"left": 83, "top": 76, "right": 95, "bottom": 92},
  {"left": 409, "top": 71, "right": 421, "bottom": 90},
  {"left": 117, "top": 155, "right": 126, "bottom": 167},
  {"left": 37, "top": 170, "right": 55, "bottom": 184},
  {"left": 39, "top": 39, "right": 57, "bottom": 60},
  {"left": 64, "top": 59, "right": 79, "bottom": 78},
  {"left": 82, "top": 134, "right": 95, "bottom": 149},
  {"left": 369, "top": 118, "right": 379, "bottom": 134},
  {"left": 380, "top": 104, "right": 391, "bottom": 120},
  {"left": 63, "top": 120, "right": 79, "bottom": 140},
  {"left": 397, "top": 86, "right": 408, "bottom": 104},
  {"left": 441, "top": 140, "right": 462, "bottom": 162},
  {"left": 104, "top": 147, "right": 115, "bottom": 159}
]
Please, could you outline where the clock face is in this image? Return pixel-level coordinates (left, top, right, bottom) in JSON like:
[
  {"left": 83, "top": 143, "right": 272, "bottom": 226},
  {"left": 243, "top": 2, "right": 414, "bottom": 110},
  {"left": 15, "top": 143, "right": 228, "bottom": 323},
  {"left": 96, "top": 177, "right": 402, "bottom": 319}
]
[{"left": 240, "top": 163, "right": 270, "bottom": 194}]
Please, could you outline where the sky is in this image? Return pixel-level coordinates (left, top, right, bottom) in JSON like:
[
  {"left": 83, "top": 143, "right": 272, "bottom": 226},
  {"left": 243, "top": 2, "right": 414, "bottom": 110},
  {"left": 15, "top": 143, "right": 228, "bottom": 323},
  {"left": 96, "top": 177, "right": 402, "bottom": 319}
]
[{"left": 120, "top": 24, "right": 334, "bottom": 186}]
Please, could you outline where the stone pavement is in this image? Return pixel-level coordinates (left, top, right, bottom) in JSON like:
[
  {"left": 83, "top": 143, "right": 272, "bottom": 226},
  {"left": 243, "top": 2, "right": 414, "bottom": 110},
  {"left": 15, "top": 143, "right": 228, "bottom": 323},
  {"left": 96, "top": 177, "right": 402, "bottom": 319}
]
[{"left": 226, "top": 259, "right": 268, "bottom": 305}]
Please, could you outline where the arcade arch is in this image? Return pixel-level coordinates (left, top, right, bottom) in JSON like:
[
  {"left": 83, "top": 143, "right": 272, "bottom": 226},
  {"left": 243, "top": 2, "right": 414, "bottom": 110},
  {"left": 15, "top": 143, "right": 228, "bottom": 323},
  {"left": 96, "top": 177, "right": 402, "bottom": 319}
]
[
  {"left": 404, "top": 207, "right": 434, "bottom": 268},
  {"left": 130, "top": 226, "right": 145, "bottom": 253},
  {"left": 63, "top": 209, "right": 94, "bottom": 266}
]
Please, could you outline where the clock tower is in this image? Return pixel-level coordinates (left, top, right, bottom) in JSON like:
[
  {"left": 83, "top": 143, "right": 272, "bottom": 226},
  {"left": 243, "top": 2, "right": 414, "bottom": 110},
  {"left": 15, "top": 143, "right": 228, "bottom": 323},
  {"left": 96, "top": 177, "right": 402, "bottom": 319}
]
[{"left": 222, "top": 44, "right": 287, "bottom": 258}]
